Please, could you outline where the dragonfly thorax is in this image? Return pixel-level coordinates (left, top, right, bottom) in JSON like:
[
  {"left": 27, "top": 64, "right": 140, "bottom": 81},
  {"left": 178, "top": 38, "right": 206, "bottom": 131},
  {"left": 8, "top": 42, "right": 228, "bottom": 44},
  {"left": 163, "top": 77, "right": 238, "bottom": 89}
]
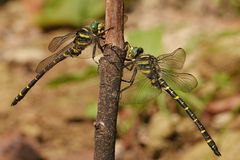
[
  {"left": 137, "top": 54, "right": 161, "bottom": 79},
  {"left": 73, "top": 28, "right": 94, "bottom": 49}
]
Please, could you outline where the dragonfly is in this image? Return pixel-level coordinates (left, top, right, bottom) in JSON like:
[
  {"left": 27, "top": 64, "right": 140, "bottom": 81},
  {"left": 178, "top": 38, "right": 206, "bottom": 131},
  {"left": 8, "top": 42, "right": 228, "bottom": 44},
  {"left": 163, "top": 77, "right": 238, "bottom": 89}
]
[
  {"left": 121, "top": 42, "right": 221, "bottom": 156},
  {"left": 11, "top": 21, "right": 111, "bottom": 106}
]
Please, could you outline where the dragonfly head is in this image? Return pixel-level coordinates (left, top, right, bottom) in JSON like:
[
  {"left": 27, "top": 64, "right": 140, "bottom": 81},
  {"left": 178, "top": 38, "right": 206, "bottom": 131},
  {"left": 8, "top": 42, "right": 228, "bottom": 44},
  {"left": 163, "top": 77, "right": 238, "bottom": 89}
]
[
  {"left": 90, "top": 21, "right": 105, "bottom": 35},
  {"left": 127, "top": 46, "right": 144, "bottom": 59}
]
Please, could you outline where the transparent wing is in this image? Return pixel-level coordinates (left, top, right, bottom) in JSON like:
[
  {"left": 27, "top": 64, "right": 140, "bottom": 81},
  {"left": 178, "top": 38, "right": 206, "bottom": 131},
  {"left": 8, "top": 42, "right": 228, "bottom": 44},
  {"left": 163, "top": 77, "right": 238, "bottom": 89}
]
[
  {"left": 76, "top": 39, "right": 104, "bottom": 59},
  {"left": 35, "top": 42, "right": 75, "bottom": 73},
  {"left": 121, "top": 78, "right": 162, "bottom": 106},
  {"left": 121, "top": 67, "right": 162, "bottom": 106},
  {"left": 124, "top": 14, "right": 128, "bottom": 24},
  {"left": 35, "top": 54, "right": 57, "bottom": 73},
  {"left": 157, "top": 48, "right": 186, "bottom": 70},
  {"left": 161, "top": 68, "right": 198, "bottom": 92},
  {"left": 48, "top": 31, "right": 77, "bottom": 52}
]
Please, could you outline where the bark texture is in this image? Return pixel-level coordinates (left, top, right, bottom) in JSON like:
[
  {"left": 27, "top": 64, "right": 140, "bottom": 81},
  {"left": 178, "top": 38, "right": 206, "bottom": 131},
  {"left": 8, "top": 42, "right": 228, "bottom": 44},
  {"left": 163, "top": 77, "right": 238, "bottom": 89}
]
[{"left": 94, "top": 0, "right": 125, "bottom": 160}]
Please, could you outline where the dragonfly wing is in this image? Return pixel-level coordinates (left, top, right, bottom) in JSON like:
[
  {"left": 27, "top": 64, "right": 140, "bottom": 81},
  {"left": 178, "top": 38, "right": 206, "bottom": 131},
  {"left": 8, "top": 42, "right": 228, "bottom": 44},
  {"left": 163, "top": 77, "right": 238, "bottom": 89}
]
[
  {"left": 157, "top": 48, "right": 186, "bottom": 70},
  {"left": 36, "top": 42, "right": 75, "bottom": 73},
  {"left": 48, "top": 30, "right": 77, "bottom": 52},
  {"left": 35, "top": 54, "right": 58, "bottom": 73},
  {"left": 121, "top": 68, "right": 162, "bottom": 105},
  {"left": 161, "top": 68, "right": 198, "bottom": 92},
  {"left": 124, "top": 14, "right": 128, "bottom": 24}
]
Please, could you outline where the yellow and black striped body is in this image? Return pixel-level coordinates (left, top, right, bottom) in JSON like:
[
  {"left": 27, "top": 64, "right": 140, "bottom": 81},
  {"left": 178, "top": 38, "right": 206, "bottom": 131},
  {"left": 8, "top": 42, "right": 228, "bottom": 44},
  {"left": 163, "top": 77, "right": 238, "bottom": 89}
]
[
  {"left": 11, "top": 50, "right": 73, "bottom": 106},
  {"left": 11, "top": 25, "right": 102, "bottom": 106},
  {"left": 135, "top": 54, "right": 221, "bottom": 156},
  {"left": 74, "top": 27, "right": 94, "bottom": 50},
  {"left": 158, "top": 79, "right": 221, "bottom": 156},
  {"left": 136, "top": 54, "right": 161, "bottom": 81}
]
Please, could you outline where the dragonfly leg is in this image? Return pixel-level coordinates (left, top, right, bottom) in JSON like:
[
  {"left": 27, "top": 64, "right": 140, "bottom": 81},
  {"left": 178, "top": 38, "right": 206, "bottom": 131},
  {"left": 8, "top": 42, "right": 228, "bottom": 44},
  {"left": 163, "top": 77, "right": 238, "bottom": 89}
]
[
  {"left": 121, "top": 68, "right": 138, "bottom": 92},
  {"left": 97, "top": 40, "right": 104, "bottom": 53},
  {"left": 124, "top": 41, "right": 130, "bottom": 49},
  {"left": 104, "top": 26, "right": 114, "bottom": 33},
  {"left": 92, "top": 43, "right": 99, "bottom": 64},
  {"left": 124, "top": 61, "right": 135, "bottom": 71}
]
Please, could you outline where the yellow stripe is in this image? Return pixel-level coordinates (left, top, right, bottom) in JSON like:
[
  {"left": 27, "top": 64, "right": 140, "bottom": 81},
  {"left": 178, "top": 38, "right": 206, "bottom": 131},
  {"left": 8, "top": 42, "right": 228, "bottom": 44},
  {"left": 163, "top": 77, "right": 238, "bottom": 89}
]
[
  {"left": 19, "top": 92, "right": 23, "bottom": 96},
  {"left": 140, "top": 55, "right": 150, "bottom": 58},
  {"left": 53, "top": 60, "right": 56, "bottom": 63},
  {"left": 141, "top": 70, "right": 151, "bottom": 74},
  {"left": 73, "top": 48, "right": 78, "bottom": 52},
  {"left": 16, "top": 97, "right": 18, "bottom": 100},
  {"left": 34, "top": 77, "right": 38, "bottom": 80},
  {"left": 73, "top": 48, "right": 79, "bottom": 53},
  {"left": 184, "top": 107, "right": 189, "bottom": 110},
  {"left": 76, "top": 41, "right": 88, "bottom": 45},
  {"left": 193, "top": 119, "right": 197, "bottom": 122},
  {"left": 174, "top": 96, "right": 179, "bottom": 100},
  {"left": 79, "top": 33, "right": 90, "bottom": 38},
  {"left": 207, "top": 139, "right": 212, "bottom": 143},
  {"left": 82, "top": 28, "right": 89, "bottom": 32},
  {"left": 159, "top": 80, "right": 164, "bottom": 85},
  {"left": 98, "top": 23, "right": 104, "bottom": 30},
  {"left": 138, "top": 61, "right": 149, "bottom": 65},
  {"left": 201, "top": 130, "right": 206, "bottom": 133},
  {"left": 26, "top": 85, "right": 30, "bottom": 89},
  {"left": 163, "top": 86, "right": 170, "bottom": 90},
  {"left": 151, "top": 79, "right": 157, "bottom": 83},
  {"left": 63, "top": 53, "right": 68, "bottom": 57}
]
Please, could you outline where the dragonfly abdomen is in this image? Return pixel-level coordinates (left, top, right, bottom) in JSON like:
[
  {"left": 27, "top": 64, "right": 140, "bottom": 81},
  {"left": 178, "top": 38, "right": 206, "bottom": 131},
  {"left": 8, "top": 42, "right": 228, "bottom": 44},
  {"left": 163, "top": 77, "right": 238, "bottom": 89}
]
[
  {"left": 158, "top": 78, "right": 221, "bottom": 156},
  {"left": 11, "top": 54, "right": 68, "bottom": 106}
]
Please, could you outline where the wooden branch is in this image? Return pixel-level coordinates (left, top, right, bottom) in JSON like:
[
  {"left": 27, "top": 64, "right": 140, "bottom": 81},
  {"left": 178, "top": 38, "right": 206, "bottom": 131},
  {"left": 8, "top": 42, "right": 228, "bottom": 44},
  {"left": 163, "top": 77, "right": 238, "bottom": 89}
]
[
  {"left": 105, "top": 0, "right": 124, "bottom": 47},
  {"left": 94, "top": 0, "right": 125, "bottom": 160}
]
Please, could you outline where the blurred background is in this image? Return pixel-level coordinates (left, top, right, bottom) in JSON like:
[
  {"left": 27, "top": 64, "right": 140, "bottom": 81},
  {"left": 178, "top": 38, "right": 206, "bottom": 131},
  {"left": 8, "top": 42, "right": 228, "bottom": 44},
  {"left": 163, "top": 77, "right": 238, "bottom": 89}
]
[{"left": 0, "top": 0, "right": 240, "bottom": 160}]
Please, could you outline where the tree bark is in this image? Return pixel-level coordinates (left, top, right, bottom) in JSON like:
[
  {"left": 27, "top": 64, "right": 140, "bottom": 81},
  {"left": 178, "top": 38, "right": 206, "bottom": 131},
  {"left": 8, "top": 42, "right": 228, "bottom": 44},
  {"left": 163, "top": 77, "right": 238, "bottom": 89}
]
[{"left": 94, "top": 0, "right": 124, "bottom": 160}]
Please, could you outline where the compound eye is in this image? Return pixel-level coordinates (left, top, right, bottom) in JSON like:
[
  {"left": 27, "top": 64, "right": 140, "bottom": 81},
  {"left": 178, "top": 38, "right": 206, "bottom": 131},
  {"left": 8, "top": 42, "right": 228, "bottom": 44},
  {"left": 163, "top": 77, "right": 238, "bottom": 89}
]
[
  {"left": 137, "top": 48, "right": 144, "bottom": 54},
  {"left": 91, "top": 21, "right": 99, "bottom": 32},
  {"left": 132, "top": 47, "right": 140, "bottom": 58}
]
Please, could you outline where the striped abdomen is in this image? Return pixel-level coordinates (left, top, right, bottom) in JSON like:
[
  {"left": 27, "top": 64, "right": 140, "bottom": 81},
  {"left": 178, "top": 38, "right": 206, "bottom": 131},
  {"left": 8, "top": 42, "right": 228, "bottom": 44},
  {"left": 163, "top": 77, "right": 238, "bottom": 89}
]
[
  {"left": 157, "top": 78, "right": 221, "bottom": 156},
  {"left": 11, "top": 53, "right": 69, "bottom": 106}
]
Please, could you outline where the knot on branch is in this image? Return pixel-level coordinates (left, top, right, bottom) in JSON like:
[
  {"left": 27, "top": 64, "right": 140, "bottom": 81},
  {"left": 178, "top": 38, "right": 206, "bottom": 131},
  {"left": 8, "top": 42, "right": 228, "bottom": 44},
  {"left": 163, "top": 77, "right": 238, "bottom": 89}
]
[{"left": 94, "top": 121, "right": 110, "bottom": 138}]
